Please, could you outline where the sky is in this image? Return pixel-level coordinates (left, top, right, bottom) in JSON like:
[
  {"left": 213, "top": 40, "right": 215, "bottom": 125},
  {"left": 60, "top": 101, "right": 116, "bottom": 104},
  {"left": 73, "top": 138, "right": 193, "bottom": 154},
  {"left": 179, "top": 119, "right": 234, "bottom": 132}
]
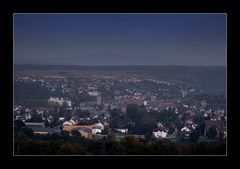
[{"left": 14, "top": 14, "right": 226, "bottom": 66}]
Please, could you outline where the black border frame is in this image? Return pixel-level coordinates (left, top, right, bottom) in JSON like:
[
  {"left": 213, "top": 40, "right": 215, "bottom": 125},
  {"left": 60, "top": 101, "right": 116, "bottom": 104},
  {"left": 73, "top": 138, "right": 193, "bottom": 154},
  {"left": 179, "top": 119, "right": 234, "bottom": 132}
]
[{"left": 1, "top": 0, "right": 239, "bottom": 166}]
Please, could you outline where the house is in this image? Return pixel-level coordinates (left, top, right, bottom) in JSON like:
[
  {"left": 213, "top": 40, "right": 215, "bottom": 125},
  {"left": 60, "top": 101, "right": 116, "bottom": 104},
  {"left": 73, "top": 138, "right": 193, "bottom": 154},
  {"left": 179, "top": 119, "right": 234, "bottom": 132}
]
[
  {"left": 191, "top": 124, "right": 197, "bottom": 130},
  {"left": 63, "top": 119, "right": 76, "bottom": 126},
  {"left": 63, "top": 121, "right": 73, "bottom": 126},
  {"left": 153, "top": 130, "right": 168, "bottom": 138},
  {"left": 47, "top": 115, "right": 54, "bottom": 123},
  {"left": 185, "top": 120, "right": 193, "bottom": 125},
  {"left": 92, "top": 122, "right": 104, "bottom": 134},
  {"left": 181, "top": 127, "right": 191, "bottom": 132},
  {"left": 157, "top": 122, "right": 163, "bottom": 128},
  {"left": 59, "top": 117, "right": 65, "bottom": 121},
  {"left": 181, "top": 126, "right": 191, "bottom": 137},
  {"left": 175, "top": 108, "right": 178, "bottom": 114},
  {"left": 25, "top": 114, "right": 32, "bottom": 120},
  {"left": 37, "top": 110, "right": 44, "bottom": 115},
  {"left": 94, "top": 122, "right": 104, "bottom": 130},
  {"left": 16, "top": 115, "right": 26, "bottom": 122},
  {"left": 103, "top": 122, "right": 109, "bottom": 127},
  {"left": 115, "top": 128, "right": 128, "bottom": 134},
  {"left": 69, "top": 119, "right": 76, "bottom": 125},
  {"left": 88, "top": 91, "right": 98, "bottom": 96},
  {"left": 92, "top": 128, "right": 102, "bottom": 134},
  {"left": 48, "top": 97, "right": 72, "bottom": 107},
  {"left": 93, "top": 115, "right": 98, "bottom": 119}
]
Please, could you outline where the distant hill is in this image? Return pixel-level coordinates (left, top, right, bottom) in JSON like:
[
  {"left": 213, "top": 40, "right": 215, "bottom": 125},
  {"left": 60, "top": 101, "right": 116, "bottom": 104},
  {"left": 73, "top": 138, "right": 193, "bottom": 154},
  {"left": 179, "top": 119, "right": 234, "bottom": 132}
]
[{"left": 14, "top": 64, "right": 226, "bottom": 93}]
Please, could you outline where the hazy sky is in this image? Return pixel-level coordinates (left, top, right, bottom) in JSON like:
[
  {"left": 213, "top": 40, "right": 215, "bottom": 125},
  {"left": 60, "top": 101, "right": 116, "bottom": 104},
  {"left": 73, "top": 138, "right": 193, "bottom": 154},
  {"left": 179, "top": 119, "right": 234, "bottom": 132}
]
[{"left": 14, "top": 14, "right": 226, "bottom": 66}]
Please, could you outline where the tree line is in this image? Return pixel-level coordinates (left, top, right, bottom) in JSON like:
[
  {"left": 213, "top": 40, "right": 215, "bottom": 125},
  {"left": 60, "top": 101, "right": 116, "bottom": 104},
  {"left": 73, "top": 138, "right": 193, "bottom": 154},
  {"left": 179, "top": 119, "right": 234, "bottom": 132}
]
[{"left": 14, "top": 120, "right": 226, "bottom": 155}]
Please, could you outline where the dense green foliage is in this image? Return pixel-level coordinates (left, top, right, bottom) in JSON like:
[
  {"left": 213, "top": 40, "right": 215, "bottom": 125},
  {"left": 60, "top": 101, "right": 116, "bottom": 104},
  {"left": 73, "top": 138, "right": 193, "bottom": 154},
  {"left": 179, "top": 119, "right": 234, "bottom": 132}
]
[
  {"left": 207, "top": 126, "right": 218, "bottom": 140},
  {"left": 189, "top": 130, "right": 199, "bottom": 142},
  {"left": 115, "top": 104, "right": 180, "bottom": 136},
  {"left": 14, "top": 120, "right": 226, "bottom": 155},
  {"left": 14, "top": 133, "right": 226, "bottom": 155},
  {"left": 71, "top": 130, "right": 81, "bottom": 137}
]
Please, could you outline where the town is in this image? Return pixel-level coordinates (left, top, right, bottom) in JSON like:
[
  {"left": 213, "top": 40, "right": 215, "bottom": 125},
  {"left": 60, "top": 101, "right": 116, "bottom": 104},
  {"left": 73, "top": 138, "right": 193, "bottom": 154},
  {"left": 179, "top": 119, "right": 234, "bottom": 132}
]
[{"left": 14, "top": 66, "right": 227, "bottom": 143}]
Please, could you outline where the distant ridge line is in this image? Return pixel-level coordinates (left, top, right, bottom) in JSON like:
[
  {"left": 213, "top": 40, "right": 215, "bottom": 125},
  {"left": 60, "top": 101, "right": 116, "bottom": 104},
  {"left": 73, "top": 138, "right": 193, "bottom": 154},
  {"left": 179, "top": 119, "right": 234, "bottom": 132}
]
[{"left": 14, "top": 64, "right": 226, "bottom": 67}]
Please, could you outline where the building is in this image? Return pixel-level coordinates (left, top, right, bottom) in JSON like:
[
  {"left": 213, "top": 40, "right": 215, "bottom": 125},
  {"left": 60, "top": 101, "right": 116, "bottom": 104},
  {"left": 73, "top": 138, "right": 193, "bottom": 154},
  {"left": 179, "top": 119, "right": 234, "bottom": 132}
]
[
  {"left": 97, "top": 92, "right": 102, "bottom": 105},
  {"left": 48, "top": 97, "right": 72, "bottom": 107},
  {"left": 94, "top": 122, "right": 104, "bottom": 130},
  {"left": 152, "top": 130, "right": 168, "bottom": 138},
  {"left": 63, "top": 119, "right": 77, "bottom": 126},
  {"left": 121, "top": 106, "right": 127, "bottom": 113},
  {"left": 88, "top": 91, "right": 99, "bottom": 96},
  {"left": 25, "top": 122, "right": 60, "bottom": 135},
  {"left": 63, "top": 125, "right": 93, "bottom": 139},
  {"left": 181, "top": 126, "right": 191, "bottom": 132},
  {"left": 59, "top": 117, "right": 65, "bottom": 121},
  {"left": 92, "top": 128, "right": 102, "bottom": 134},
  {"left": 157, "top": 122, "right": 163, "bottom": 128},
  {"left": 25, "top": 122, "right": 44, "bottom": 127},
  {"left": 115, "top": 128, "right": 128, "bottom": 134},
  {"left": 181, "top": 127, "right": 191, "bottom": 137}
]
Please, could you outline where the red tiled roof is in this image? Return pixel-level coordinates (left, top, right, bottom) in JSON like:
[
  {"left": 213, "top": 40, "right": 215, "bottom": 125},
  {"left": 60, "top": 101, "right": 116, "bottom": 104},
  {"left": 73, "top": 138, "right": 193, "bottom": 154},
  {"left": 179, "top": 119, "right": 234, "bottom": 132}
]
[{"left": 63, "top": 125, "right": 93, "bottom": 139}]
